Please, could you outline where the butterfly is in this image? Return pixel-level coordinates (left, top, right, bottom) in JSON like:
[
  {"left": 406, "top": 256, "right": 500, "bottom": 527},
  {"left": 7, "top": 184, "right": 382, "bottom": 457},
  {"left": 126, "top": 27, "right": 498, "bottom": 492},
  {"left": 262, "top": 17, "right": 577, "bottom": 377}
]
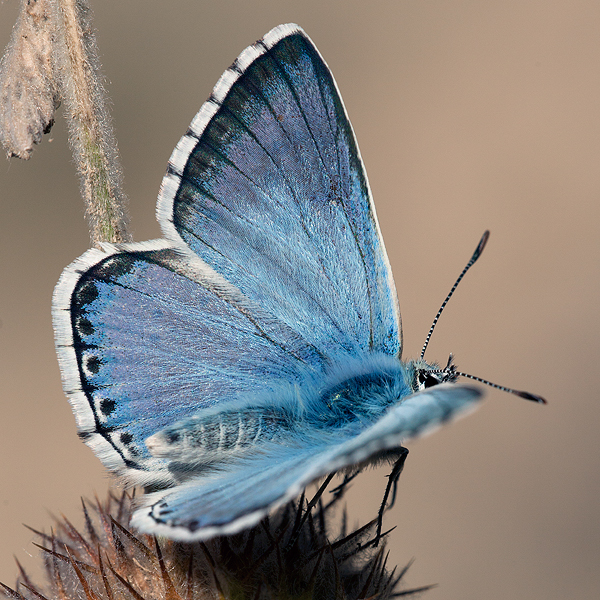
[{"left": 52, "top": 24, "right": 542, "bottom": 541}]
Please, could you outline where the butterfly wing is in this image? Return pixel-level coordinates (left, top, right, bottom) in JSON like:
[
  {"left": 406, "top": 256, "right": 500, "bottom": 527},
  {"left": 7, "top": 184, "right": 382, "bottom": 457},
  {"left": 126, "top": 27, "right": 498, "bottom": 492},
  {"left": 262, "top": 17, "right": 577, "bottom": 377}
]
[
  {"left": 131, "top": 385, "right": 483, "bottom": 540},
  {"left": 53, "top": 242, "right": 322, "bottom": 489},
  {"left": 53, "top": 24, "right": 456, "bottom": 539},
  {"left": 158, "top": 24, "right": 401, "bottom": 359},
  {"left": 53, "top": 24, "right": 401, "bottom": 490}
]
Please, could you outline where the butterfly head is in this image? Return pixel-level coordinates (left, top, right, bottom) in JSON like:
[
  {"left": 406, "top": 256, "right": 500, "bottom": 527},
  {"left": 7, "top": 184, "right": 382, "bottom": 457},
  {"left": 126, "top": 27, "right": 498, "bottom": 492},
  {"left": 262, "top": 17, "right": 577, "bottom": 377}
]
[{"left": 410, "top": 354, "right": 459, "bottom": 394}]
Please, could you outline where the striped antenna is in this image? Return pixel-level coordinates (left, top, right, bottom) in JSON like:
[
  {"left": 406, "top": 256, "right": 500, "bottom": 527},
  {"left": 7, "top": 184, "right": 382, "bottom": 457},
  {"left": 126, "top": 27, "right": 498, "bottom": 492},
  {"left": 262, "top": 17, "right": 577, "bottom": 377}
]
[
  {"left": 453, "top": 370, "right": 547, "bottom": 404},
  {"left": 420, "top": 231, "right": 490, "bottom": 360}
]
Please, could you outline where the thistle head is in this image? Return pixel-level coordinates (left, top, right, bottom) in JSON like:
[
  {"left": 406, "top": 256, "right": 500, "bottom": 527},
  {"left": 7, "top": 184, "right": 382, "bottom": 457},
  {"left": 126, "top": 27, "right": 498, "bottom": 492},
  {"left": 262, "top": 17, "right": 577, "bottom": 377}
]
[{"left": 1, "top": 485, "right": 432, "bottom": 600}]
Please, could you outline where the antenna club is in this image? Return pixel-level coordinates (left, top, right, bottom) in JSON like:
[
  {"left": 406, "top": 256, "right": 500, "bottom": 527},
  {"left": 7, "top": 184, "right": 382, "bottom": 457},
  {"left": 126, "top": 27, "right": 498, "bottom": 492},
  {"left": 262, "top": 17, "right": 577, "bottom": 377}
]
[
  {"left": 473, "top": 230, "right": 490, "bottom": 261},
  {"left": 515, "top": 390, "right": 548, "bottom": 404}
]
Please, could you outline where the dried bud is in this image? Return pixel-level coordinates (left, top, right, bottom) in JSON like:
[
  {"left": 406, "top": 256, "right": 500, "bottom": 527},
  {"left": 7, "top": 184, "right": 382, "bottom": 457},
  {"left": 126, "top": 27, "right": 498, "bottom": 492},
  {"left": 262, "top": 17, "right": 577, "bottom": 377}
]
[{"left": 0, "top": 0, "right": 59, "bottom": 159}]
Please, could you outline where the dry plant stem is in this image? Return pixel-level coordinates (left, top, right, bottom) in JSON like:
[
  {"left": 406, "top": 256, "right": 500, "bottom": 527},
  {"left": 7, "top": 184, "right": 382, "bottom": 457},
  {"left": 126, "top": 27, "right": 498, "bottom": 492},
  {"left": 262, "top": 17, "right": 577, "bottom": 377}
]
[{"left": 52, "top": 0, "right": 131, "bottom": 244}]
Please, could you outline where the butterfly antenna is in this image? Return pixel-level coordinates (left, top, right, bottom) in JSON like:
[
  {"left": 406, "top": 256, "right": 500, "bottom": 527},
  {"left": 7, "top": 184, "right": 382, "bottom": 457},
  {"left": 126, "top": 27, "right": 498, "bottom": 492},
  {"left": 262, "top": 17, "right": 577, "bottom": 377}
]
[
  {"left": 452, "top": 370, "right": 547, "bottom": 404},
  {"left": 420, "top": 231, "right": 490, "bottom": 360}
]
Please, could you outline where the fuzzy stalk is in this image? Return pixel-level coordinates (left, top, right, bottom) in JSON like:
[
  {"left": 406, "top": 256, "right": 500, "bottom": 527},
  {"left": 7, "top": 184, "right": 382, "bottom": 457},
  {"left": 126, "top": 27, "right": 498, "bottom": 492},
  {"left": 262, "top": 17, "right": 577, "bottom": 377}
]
[{"left": 50, "top": 0, "right": 131, "bottom": 244}]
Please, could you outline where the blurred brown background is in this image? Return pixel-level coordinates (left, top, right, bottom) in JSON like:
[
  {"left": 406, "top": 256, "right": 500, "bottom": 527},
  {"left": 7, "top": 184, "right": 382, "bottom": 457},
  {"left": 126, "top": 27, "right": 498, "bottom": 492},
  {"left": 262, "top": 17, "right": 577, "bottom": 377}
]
[{"left": 1, "top": 1, "right": 598, "bottom": 598}]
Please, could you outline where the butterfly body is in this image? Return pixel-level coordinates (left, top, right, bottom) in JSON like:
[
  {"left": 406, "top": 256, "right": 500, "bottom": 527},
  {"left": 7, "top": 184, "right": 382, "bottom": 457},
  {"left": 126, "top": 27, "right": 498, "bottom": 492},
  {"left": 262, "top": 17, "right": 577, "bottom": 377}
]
[
  {"left": 53, "top": 24, "right": 483, "bottom": 541},
  {"left": 146, "top": 359, "right": 415, "bottom": 460}
]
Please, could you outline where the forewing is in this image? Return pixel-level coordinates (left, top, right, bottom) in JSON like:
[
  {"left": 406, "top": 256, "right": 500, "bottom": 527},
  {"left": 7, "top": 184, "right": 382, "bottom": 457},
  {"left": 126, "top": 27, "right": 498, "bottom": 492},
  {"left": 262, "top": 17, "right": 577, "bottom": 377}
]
[
  {"left": 158, "top": 24, "right": 401, "bottom": 360},
  {"left": 52, "top": 241, "right": 322, "bottom": 489},
  {"left": 131, "top": 385, "right": 483, "bottom": 540}
]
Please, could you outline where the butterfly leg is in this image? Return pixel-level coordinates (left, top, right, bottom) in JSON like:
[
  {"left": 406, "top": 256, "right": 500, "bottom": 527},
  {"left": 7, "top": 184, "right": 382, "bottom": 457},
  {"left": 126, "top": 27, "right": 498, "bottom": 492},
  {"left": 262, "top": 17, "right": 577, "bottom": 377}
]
[
  {"left": 329, "top": 470, "right": 360, "bottom": 500},
  {"left": 286, "top": 472, "right": 336, "bottom": 550},
  {"left": 375, "top": 446, "right": 409, "bottom": 546}
]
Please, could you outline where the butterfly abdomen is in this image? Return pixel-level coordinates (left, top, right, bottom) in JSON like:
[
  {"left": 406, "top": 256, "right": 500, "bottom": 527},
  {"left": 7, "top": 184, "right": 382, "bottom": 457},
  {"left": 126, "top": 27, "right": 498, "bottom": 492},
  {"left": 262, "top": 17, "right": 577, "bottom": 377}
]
[{"left": 145, "top": 407, "right": 295, "bottom": 463}]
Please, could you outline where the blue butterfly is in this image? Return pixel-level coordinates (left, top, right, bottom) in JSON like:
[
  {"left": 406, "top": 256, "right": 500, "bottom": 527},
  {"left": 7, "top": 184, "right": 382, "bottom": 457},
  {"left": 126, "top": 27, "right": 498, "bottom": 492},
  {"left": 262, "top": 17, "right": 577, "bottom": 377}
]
[{"left": 52, "top": 24, "right": 541, "bottom": 541}]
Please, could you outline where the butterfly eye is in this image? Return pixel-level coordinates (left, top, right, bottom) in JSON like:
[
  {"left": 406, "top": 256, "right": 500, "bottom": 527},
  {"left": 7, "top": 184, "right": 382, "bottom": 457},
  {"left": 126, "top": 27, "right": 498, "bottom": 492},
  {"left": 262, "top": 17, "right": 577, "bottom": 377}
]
[{"left": 417, "top": 371, "right": 441, "bottom": 390}]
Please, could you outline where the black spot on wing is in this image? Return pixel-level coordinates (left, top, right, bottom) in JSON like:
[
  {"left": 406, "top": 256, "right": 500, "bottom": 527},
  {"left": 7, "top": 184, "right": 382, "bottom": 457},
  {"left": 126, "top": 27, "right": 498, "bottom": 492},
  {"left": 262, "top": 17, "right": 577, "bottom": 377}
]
[
  {"left": 77, "top": 317, "right": 94, "bottom": 336},
  {"left": 120, "top": 432, "right": 134, "bottom": 445},
  {"left": 86, "top": 355, "right": 102, "bottom": 374},
  {"left": 100, "top": 399, "right": 116, "bottom": 416}
]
